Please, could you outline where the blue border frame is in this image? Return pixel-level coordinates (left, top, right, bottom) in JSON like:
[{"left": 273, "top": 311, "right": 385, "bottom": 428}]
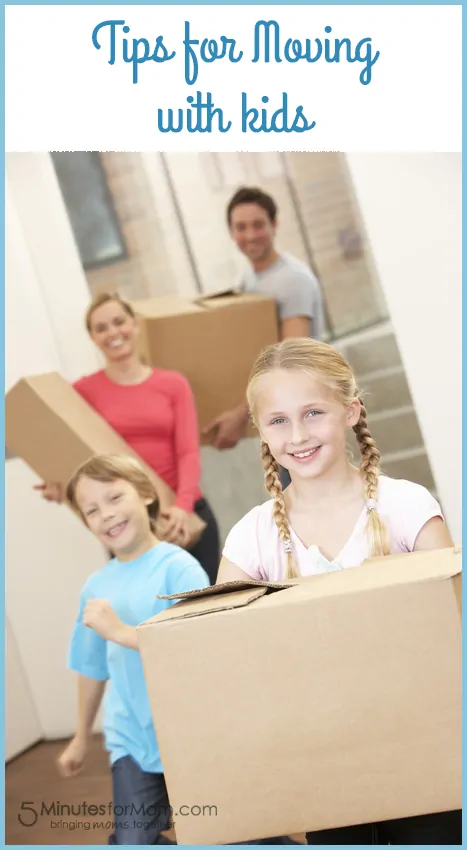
[
  {"left": 1, "top": 3, "right": 463, "bottom": 850},
  {"left": 1, "top": 2, "right": 5, "bottom": 848},
  {"left": 90, "top": 1, "right": 447, "bottom": 3}
]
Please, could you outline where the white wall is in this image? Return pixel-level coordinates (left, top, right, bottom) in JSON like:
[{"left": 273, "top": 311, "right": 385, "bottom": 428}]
[
  {"left": 346, "top": 153, "right": 462, "bottom": 543},
  {"left": 5, "top": 153, "right": 106, "bottom": 753},
  {"left": 140, "top": 153, "right": 198, "bottom": 298},
  {"left": 5, "top": 171, "right": 63, "bottom": 390},
  {"left": 6, "top": 153, "right": 100, "bottom": 384},
  {"left": 5, "top": 617, "right": 42, "bottom": 761},
  {"left": 6, "top": 460, "right": 107, "bottom": 740}
]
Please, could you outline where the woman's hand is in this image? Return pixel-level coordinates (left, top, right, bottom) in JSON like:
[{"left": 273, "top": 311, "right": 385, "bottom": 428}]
[
  {"left": 57, "top": 735, "right": 88, "bottom": 778},
  {"left": 161, "top": 506, "right": 192, "bottom": 547},
  {"left": 33, "top": 481, "right": 63, "bottom": 503}
]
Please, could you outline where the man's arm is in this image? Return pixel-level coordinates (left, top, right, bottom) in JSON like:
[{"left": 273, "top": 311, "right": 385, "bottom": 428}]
[
  {"left": 203, "top": 273, "right": 315, "bottom": 449},
  {"left": 202, "top": 315, "right": 312, "bottom": 449},
  {"left": 280, "top": 315, "right": 312, "bottom": 339},
  {"left": 203, "top": 403, "right": 250, "bottom": 450}
]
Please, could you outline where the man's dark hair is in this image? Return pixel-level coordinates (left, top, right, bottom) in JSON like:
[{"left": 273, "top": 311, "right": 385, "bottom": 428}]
[{"left": 227, "top": 187, "right": 277, "bottom": 227}]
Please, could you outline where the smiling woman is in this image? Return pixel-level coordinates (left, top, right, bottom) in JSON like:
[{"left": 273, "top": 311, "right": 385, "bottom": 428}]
[{"left": 34, "top": 291, "right": 221, "bottom": 585}]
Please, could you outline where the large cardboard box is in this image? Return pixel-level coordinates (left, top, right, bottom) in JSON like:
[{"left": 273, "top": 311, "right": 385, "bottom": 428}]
[
  {"left": 5, "top": 373, "right": 206, "bottom": 545},
  {"left": 134, "top": 291, "right": 279, "bottom": 442},
  {"left": 137, "top": 548, "right": 462, "bottom": 845}
]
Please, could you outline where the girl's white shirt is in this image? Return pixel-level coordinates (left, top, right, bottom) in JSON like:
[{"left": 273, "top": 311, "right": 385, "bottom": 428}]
[{"left": 222, "top": 476, "right": 443, "bottom": 580}]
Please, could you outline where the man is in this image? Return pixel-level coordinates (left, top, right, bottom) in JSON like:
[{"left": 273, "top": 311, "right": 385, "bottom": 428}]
[{"left": 203, "top": 186, "right": 325, "bottom": 450}]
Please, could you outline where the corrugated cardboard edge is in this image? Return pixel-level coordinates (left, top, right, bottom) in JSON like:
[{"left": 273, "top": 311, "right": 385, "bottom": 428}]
[
  {"left": 136, "top": 581, "right": 298, "bottom": 629},
  {"left": 156, "top": 578, "right": 298, "bottom": 601},
  {"left": 193, "top": 290, "right": 278, "bottom": 309},
  {"left": 192, "top": 287, "right": 238, "bottom": 302},
  {"left": 139, "top": 586, "right": 272, "bottom": 625}
]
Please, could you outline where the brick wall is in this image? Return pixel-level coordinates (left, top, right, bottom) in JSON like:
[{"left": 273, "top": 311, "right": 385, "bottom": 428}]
[
  {"left": 284, "top": 152, "right": 388, "bottom": 336},
  {"left": 85, "top": 153, "right": 183, "bottom": 300},
  {"left": 87, "top": 151, "right": 388, "bottom": 341}
]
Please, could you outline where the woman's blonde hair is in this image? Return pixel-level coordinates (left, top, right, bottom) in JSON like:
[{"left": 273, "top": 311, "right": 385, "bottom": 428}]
[
  {"left": 247, "top": 338, "right": 390, "bottom": 578},
  {"left": 85, "top": 292, "right": 136, "bottom": 334},
  {"left": 66, "top": 454, "right": 159, "bottom": 532}
]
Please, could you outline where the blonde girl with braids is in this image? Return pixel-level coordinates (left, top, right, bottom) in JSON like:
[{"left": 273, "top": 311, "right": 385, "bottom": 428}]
[
  {"left": 218, "top": 337, "right": 453, "bottom": 583},
  {"left": 218, "top": 339, "right": 461, "bottom": 847}
]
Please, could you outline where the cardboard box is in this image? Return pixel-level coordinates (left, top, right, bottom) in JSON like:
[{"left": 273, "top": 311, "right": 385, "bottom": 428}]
[
  {"left": 5, "top": 373, "right": 206, "bottom": 545},
  {"left": 137, "top": 548, "right": 462, "bottom": 845},
  {"left": 134, "top": 291, "right": 279, "bottom": 443}
]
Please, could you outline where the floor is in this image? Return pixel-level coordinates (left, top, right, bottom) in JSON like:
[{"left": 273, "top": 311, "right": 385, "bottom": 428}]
[
  {"left": 5, "top": 736, "right": 306, "bottom": 845},
  {"left": 6, "top": 736, "right": 120, "bottom": 845}
]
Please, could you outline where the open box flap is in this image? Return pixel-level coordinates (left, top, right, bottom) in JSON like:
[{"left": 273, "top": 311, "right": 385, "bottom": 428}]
[
  {"left": 140, "top": 586, "right": 273, "bottom": 625},
  {"left": 132, "top": 296, "right": 203, "bottom": 318},
  {"left": 137, "top": 581, "right": 297, "bottom": 627},
  {"left": 157, "top": 578, "right": 297, "bottom": 602},
  {"left": 198, "top": 293, "right": 274, "bottom": 311},
  {"left": 191, "top": 288, "right": 238, "bottom": 302}
]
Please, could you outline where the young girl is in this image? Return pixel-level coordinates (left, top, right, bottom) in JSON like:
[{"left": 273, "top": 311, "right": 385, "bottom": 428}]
[
  {"left": 57, "top": 454, "right": 210, "bottom": 846},
  {"left": 218, "top": 338, "right": 461, "bottom": 846}
]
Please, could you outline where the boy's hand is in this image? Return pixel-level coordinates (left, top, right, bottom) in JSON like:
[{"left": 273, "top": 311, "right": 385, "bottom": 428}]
[
  {"left": 83, "top": 599, "right": 123, "bottom": 643},
  {"left": 84, "top": 600, "right": 138, "bottom": 650},
  {"left": 57, "top": 735, "right": 87, "bottom": 778}
]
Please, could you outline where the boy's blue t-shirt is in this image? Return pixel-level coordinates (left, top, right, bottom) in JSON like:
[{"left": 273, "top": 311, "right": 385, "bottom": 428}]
[{"left": 68, "top": 542, "right": 209, "bottom": 773}]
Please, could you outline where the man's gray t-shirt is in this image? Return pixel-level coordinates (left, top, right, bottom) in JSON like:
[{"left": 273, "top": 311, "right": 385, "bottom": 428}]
[{"left": 240, "top": 253, "right": 325, "bottom": 339}]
